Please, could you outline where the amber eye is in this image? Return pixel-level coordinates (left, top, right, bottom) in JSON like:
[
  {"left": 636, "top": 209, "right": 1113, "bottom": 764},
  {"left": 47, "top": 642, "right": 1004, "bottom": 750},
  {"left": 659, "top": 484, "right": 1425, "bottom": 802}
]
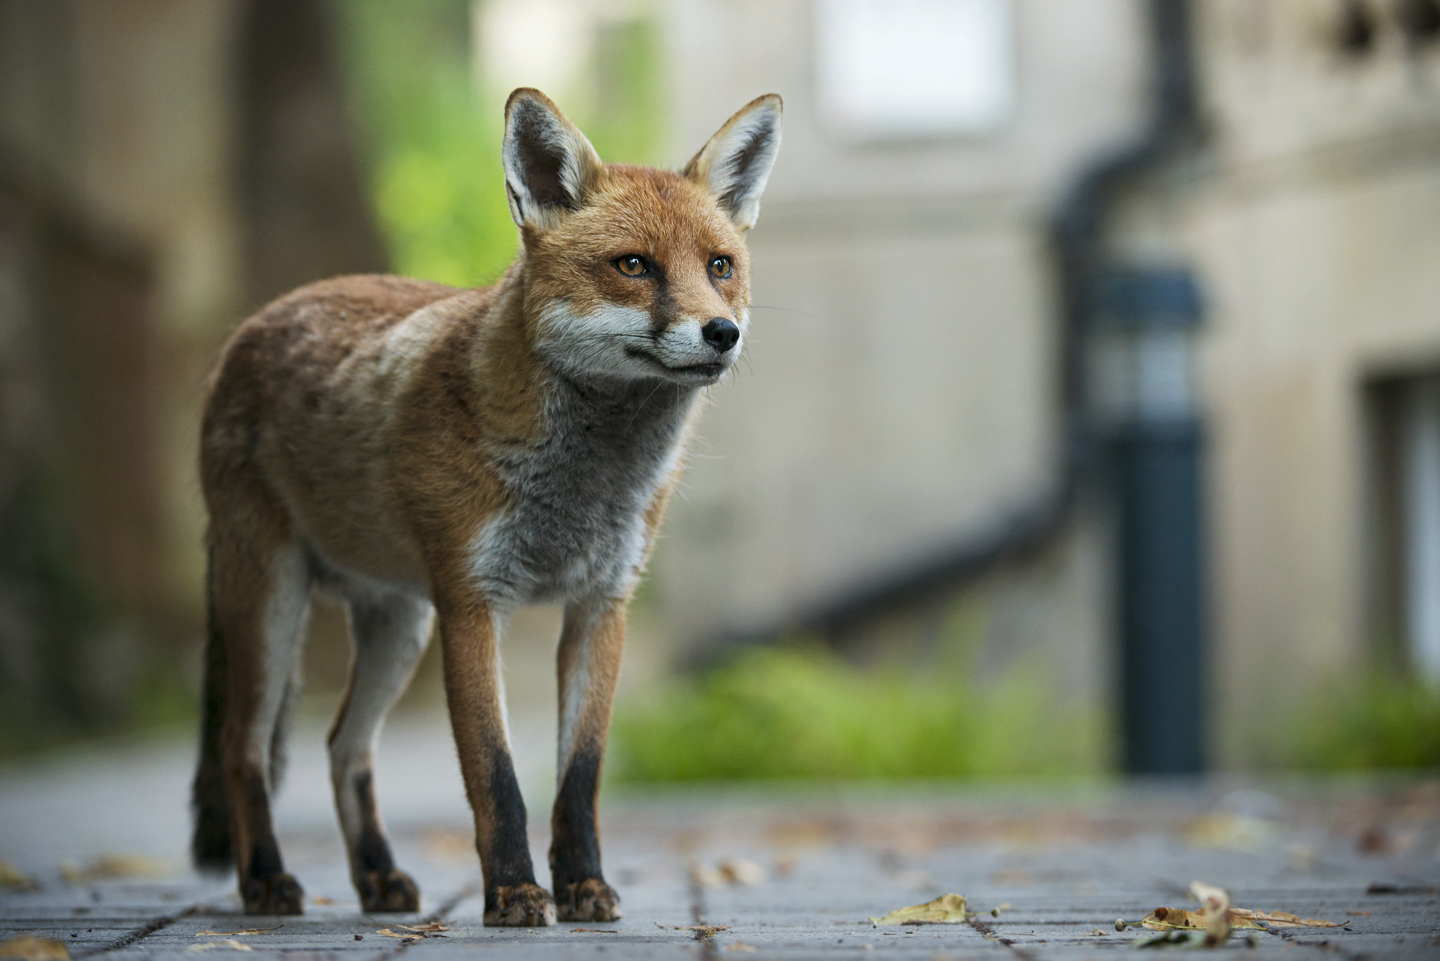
[
  {"left": 709, "top": 256, "right": 732, "bottom": 279},
  {"left": 615, "top": 255, "right": 648, "bottom": 277}
]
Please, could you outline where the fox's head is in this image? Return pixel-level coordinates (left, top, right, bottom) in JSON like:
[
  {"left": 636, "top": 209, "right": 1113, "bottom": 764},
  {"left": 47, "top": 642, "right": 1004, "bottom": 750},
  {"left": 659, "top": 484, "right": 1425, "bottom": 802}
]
[{"left": 502, "top": 88, "right": 781, "bottom": 386}]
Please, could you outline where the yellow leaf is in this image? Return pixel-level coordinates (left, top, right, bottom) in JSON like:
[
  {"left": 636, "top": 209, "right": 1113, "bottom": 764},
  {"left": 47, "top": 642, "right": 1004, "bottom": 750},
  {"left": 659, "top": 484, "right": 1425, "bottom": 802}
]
[
  {"left": 0, "top": 862, "right": 38, "bottom": 892},
  {"left": 0, "top": 936, "right": 70, "bottom": 960},
  {"left": 375, "top": 929, "right": 418, "bottom": 941},
  {"left": 388, "top": 921, "right": 448, "bottom": 933},
  {"left": 869, "top": 893, "right": 968, "bottom": 926},
  {"left": 195, "top": 926, "right": 281, "bottom": 937},
  {"left": 58, "top": 855, "right": 169, "bottom": 883}
]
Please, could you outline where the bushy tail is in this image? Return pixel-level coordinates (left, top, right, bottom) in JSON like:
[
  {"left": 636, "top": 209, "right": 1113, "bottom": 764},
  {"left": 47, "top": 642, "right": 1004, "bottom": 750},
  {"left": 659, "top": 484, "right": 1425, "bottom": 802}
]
[{"left": 190, "top": 549, "right": 232, "bottom": 874}]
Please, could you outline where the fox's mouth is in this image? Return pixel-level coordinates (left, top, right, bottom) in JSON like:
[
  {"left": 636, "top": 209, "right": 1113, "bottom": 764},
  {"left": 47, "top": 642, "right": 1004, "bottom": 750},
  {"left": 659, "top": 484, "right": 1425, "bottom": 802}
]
[{"left": 625, "top": 348, "right": 726, "bottom": 382}]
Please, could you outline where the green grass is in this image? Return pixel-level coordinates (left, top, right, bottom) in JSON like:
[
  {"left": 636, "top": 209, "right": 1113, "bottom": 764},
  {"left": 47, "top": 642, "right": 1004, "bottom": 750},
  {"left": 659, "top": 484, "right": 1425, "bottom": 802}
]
[
  {"left": 610, "top": 643, "right": 1108, "bottom": 782},
  {"left": 1289, "top": 672, "right": 1440, "bottom": 770}
]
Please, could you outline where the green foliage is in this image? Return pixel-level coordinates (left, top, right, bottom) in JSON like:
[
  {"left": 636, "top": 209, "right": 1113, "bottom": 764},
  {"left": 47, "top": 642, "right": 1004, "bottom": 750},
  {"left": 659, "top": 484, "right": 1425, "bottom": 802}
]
[
  {"left": 328, "top": 0, "right": 667, "bottom": 288},
  {"left": 1290, "top": 672, "right": 1440, "bottom": 770},
  {"left": 329, "top": 0, "right": 515, "bottom": 287},
  {"left": 610, "top": 644, "right": 1107, "bottom": 782}
]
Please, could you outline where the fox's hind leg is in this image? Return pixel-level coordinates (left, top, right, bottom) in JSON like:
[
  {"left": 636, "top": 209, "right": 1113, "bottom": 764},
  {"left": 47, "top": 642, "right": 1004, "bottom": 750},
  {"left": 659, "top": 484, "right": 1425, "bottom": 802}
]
[
  {"left": 328, "top": 594, "right": 433, "bottom": 913},
  {"left": 549, "top": 597, "right": 624, "bottom": 922},
  {"left": 212, "top": 535, "right": 311, "bottom": 915}
]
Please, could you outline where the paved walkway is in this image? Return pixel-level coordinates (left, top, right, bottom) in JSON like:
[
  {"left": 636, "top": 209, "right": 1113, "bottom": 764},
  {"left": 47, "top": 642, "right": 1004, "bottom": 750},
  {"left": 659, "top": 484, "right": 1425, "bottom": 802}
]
[{"left": 2, "top": 721, "right": 1439, "bottom": 958}]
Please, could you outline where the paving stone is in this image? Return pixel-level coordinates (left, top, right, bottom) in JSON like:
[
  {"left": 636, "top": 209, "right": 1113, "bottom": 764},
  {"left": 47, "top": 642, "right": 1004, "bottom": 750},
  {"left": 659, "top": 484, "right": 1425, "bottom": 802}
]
[{"left": 3, "top": 732, "right": 1438, "bottom": 958}]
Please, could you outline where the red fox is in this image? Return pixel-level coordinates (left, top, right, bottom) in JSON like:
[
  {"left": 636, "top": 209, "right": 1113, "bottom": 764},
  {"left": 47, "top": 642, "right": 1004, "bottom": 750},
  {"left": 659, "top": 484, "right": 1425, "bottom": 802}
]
[{"left": 189, "top": 88, "right": 781, "bottom": 925}]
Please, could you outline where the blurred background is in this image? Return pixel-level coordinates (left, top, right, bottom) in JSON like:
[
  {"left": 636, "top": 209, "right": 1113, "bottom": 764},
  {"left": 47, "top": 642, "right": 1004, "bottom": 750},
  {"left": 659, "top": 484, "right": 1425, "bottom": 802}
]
[{"left": 1, "top": 0, "right": 1439, "bottom": 793}]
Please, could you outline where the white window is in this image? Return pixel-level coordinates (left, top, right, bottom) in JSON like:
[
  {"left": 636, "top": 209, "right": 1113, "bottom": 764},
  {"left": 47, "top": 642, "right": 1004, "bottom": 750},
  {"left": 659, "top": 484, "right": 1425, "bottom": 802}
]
[{"left": 814, "top": 0, "right": 1017, "bottom": 141}]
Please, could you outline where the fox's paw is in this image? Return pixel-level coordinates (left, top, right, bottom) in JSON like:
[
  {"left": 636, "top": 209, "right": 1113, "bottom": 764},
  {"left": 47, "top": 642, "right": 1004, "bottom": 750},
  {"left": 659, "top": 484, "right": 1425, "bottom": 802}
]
[
  {"left": 555, "top": 878, "right": 621, "bottom": 922},
  {"left": 483, "top": 883, "right": 557, "bottom": 927},
  {"left": 358, "top": 868, "right": 420, "bottom": 913},
  {"left": 241, "top": 873, "right": 305, "bottom": 915}
]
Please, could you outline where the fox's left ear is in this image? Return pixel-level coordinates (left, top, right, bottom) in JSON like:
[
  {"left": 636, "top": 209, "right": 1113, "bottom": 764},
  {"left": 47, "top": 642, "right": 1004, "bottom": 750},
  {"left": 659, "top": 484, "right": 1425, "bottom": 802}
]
[
  {"left": 503, "top": 88, "right": 603, "bottom": 231},
  {"left": 683, "top": 94, "right": 782, "bottom": 231}
]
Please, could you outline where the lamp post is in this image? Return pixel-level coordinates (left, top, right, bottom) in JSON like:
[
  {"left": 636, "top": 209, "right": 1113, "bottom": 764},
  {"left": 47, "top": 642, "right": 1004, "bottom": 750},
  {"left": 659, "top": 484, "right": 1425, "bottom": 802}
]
[{"left": 1090, "top": 268, "right": 1206, "bottom": 774}]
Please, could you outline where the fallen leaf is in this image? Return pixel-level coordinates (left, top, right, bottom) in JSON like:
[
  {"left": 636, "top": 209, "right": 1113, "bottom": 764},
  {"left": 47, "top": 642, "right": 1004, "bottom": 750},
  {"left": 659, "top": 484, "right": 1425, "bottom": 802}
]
[
  {"left": 375, "top": 929, "right": 418, "bottom": 942},
  {"left": 196, "top": 926, "right": 282, "bottom": 937},
  {"left": 1091, "top": 928, "right": 1108, "bottom": 935},
  {"left": 1141, "top": 907, "right": 1258, "bottom": 932},
  {"left": 0, "top": 936, "right": 70, "bottom": 960},
  {"left": 0, "top": 862, "right": 39, "bottom": 892},
  {"left": 655, "top": 922, "right": 730, "bottom": 940},
  {"left": 1346, "top": 911, "right": 1371, "bottom": 916},
  {"left": 869, "top": 893, "right": 968, "bottom": 926},
  {"left": 718, "top": 858, "right": 765, "bottom": 886},
  {"left": 58, "top": 855, "right": 169, "bottom": 883},
  {"left": 310, "top": 896, "right": 334, "bottom": 906},
  {"left": 382, "top": 921, "right": 448, "bottom": 934},
  {"left": 724, "top": 944, "right": 758, "bottom": 953},
  {"left": 1227, "top": 909, "right": 1338, "bottom": 929},
  {"left": 1189, "top": 880, "right": 1232, "bottom": 946},
  {"left": 186, "top": 941, "right": 252, "bottom": 953}
]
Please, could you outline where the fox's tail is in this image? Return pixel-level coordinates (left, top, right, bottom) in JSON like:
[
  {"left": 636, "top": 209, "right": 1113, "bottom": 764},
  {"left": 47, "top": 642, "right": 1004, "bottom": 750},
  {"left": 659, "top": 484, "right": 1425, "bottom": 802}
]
[{"left": 190, "top": 547, "right": 232, "bottom": 874}]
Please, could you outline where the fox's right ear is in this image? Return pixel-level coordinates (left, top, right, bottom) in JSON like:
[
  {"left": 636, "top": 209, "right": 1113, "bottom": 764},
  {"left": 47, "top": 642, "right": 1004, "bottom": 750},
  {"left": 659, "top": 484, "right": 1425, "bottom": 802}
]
[
  {"left": 502, "top": 88, "right": 602, "bottom": 231},
  {"left": 684, "top": 94, "right": 783, "bottom": 231}
]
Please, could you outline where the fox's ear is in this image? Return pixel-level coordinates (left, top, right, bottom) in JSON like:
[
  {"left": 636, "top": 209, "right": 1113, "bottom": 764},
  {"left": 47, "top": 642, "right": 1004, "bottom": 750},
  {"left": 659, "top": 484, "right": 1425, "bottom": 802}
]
[
  {"left": 502, "top": 88, "right": 602, "bottom": 230},
  {"left": 683, "top": 94, "right": 782, "bottom": 231}
]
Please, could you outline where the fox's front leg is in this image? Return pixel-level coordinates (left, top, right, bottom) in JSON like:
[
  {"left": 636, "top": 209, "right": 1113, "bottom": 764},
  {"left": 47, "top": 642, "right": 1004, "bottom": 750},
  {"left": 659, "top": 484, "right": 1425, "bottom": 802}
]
[
  {"left": 549, "top": 597, "right": 625, "bottom": 922},
  {"left": 438, "top": 597, "right": 556, "bottom": 926}
]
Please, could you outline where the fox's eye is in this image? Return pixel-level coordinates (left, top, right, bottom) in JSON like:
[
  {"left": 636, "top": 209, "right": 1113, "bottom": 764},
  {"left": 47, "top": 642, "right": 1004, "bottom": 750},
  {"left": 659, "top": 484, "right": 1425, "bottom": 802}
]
[
  {"left": 709, "top": 256, "right": 732, "bottom": 279},
  {"left": 615, "top": 256, "right": 648, "bottom": 277}
]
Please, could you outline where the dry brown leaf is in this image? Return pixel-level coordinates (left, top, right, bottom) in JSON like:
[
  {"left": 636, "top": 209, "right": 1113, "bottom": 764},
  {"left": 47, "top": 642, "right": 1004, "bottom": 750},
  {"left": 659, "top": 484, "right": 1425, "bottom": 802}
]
[
  {"left": 375, "top": 929, "right": 418, "bottom": 942},
  {"left": 196, "top": 925, "right": 281, "bottom": 937},
  {"left": 383, "top": 921, "right": 448, "bottom": 934},
  {"left": 0, "top": 862, "right": 38, "bottom": 892},
  {"left": 0, "top": 936, "right": 70, "bottom": 960},
  {"left": 869, "top": 893, "right": 968, "bottom": 926},
  {"left": 1190, "top": 881, "right": 1232, "bottom": 946},
  {"left": 186, "top": 941, "right": 252, "bottom": 953},
  {"left": 309, "top": 896, "right": 334, "bottom": 906},
  {"left": 1227, "top": 909, "right": 1338, "bottom": 929}
]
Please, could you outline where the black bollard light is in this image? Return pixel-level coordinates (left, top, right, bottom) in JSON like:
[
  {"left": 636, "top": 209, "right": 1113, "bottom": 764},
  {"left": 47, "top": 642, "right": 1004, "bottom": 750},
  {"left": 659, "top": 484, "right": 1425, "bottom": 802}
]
[{"left": 1090, "top": 269, "right": 1206, "bottom": 774}]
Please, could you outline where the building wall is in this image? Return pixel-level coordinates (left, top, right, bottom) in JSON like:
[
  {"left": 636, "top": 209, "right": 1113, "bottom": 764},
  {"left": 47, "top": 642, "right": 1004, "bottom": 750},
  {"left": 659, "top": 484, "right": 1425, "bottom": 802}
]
[
  {"left": 653, "top": 0, "right": 1148, "bottom": 641},
  {"left": 1116, "top": 0, "right": 1440, "bottom": 763}
]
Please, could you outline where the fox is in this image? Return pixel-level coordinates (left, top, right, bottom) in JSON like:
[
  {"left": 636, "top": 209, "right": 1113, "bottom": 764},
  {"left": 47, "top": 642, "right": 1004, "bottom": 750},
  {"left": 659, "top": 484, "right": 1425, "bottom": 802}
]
[{"left": 188, "top": 88, "right": 781, "bottom": 926}]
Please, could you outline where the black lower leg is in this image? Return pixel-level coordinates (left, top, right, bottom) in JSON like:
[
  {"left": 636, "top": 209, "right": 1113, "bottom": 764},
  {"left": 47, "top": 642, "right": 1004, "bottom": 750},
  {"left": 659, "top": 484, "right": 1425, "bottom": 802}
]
[
  {"left": 549, "top": 749, "right": 620, "bottom": 921},
  {"left": 478, "top": 750, "right": 554, "bottom": 925},
  {"left": 350, "top": 771, "right": 419, "bottom": 912},
  {"left": 549, "top": 749, "right": 602, "bottom": 887},
  {"left": 237, "top": 771, "right": 303, "bottom": 915}
]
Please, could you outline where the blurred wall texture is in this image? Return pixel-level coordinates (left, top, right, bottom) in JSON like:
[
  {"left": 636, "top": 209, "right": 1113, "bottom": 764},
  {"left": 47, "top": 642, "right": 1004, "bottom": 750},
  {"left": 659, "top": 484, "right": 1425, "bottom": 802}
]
[{"left": 0, "top": 0, "right": 384, "bottom": 740}]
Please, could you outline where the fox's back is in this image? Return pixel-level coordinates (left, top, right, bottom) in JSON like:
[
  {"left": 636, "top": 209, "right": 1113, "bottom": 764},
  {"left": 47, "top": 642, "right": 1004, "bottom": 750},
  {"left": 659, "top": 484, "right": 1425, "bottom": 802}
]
[{"left": 201, "top": 274, "right": 479, "bottom": 583}]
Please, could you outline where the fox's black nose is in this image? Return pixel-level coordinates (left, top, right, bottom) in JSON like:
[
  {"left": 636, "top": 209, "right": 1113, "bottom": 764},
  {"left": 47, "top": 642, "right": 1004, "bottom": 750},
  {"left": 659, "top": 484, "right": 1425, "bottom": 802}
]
[{"left": 701, "top": 317, "right": 740, "bottom": 353}]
